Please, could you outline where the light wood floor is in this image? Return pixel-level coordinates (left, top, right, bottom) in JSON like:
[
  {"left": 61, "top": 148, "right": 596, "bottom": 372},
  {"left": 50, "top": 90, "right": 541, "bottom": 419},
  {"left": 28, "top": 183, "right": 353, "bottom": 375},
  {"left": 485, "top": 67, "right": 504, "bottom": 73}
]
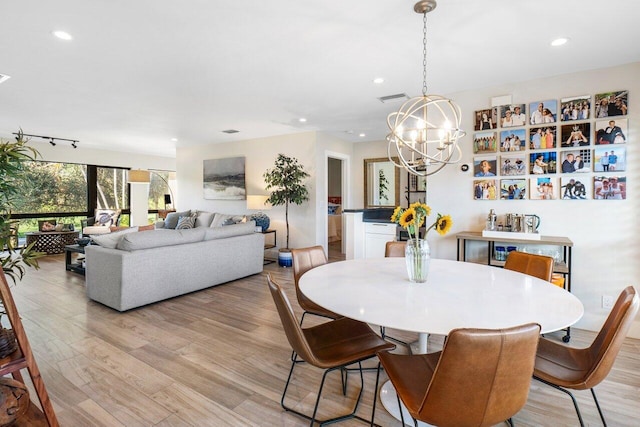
[{"left": 7, "top": 246, "right": 640, "bottom": 426}]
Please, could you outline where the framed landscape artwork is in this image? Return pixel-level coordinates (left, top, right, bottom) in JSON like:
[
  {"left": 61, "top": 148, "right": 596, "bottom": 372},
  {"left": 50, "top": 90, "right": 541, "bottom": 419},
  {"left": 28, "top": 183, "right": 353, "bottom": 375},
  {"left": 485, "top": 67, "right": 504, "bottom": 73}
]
[{"left": 203, "top": 157, "right": 246, "bottom": 200}]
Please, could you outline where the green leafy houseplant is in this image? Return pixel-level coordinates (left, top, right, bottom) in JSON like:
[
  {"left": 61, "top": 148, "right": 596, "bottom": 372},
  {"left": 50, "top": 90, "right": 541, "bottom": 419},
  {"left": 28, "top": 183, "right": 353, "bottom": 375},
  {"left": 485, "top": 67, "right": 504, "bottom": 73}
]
[
  {"left": 263, "top": 154, "right": 309, "bottom": 251},
  {"left": 0, "top": 130, "right": 42, "bottom": 284}
]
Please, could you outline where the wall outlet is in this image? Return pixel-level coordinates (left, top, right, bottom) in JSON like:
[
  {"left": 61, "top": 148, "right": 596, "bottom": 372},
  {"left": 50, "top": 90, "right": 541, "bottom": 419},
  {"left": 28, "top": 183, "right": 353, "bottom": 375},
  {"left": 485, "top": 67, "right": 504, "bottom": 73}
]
[{"left": 602, "top": 295, "right": 614, "bottom": 309}]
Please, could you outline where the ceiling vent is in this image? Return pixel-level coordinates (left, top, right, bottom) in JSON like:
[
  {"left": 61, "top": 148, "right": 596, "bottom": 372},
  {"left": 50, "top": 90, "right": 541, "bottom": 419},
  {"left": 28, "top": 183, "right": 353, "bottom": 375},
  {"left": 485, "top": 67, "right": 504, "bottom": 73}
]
[
  {"left": 222, "top": 129, "right": 240, "bottom": 134},
  {"left": 378, "top": 93, "right": 409, "bottom": 103},
  {"left": 0, "top": 74, "right": 11, "bottom": 85}
]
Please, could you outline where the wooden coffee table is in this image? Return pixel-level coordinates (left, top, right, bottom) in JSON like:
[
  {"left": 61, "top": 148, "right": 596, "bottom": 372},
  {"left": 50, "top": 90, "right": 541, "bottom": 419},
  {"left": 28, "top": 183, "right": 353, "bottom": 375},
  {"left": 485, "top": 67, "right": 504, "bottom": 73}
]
[{"left": 26, "top": 231, "right": 79, "bottom": 254}]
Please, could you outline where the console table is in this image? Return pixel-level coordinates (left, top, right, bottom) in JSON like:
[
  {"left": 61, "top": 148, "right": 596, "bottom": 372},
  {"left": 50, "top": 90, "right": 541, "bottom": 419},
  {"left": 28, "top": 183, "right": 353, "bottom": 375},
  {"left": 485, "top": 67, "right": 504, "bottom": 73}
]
[
  {"left": 25, "top": 231, "right": 79, "bottom": 255},
  {"left": 456, "top": 231, "right": 574, "bottom": 342}
]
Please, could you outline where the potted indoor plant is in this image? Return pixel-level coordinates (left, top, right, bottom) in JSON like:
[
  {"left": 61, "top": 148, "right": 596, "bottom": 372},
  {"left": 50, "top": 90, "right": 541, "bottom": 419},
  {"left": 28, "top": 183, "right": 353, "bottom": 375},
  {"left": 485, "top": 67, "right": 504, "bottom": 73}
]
[
  {"left": 0, "top": 130, "right": 42, "bottom": 357},
  {"left": 263, "top": 154, "right": 309, "bottom": 267}
]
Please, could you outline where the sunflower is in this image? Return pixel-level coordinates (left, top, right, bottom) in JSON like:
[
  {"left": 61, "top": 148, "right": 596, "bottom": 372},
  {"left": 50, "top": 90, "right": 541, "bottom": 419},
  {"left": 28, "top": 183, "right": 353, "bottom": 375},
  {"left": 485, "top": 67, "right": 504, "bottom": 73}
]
[
  {"left": 435, "top": 214, "right": 453, "bottom": 235},
  {"left": 390, "top": 206, "right": 403, "bottom": 223},
  {"left": 410, "top": 202, "right": 431, "bottom": 217},
  {"left": 399, "top": 208, "right": 417, "bottom": 228}
]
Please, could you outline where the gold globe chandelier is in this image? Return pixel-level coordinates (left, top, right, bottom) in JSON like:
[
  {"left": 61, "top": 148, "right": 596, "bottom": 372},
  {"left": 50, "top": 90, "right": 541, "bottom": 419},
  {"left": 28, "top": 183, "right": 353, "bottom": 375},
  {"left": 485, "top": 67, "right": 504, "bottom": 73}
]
[{"left": 387, "top": 0, "right": 465, "bottom": 177}]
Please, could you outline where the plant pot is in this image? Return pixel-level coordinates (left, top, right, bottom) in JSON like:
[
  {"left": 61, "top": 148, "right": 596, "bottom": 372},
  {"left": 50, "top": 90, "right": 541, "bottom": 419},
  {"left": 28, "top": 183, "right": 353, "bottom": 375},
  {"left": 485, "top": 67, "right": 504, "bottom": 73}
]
[{"left": 278, "top": 249, "right": 293, "bottom": 268}]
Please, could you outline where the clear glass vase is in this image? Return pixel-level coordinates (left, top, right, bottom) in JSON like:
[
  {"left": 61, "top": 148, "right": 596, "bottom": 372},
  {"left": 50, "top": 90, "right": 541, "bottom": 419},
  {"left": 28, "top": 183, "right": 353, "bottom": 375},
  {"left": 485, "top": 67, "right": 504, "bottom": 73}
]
[{"left": 405, "top": 238, "right": 430, "bottom": 283}]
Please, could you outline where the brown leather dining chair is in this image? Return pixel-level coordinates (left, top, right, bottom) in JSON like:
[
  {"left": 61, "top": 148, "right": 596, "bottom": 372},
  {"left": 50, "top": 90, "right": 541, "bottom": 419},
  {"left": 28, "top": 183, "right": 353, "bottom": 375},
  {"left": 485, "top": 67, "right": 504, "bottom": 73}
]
[
  {"left": 267, "top": 274, "right": 395, "bottom": 426},
  {"left": 504, "top": 251, "right": 554, "bottom": 282},
  {"left": 291, "top": 246, "right": 339, "bottom": 325},
  {"left": 533, "top": 285, "right": 639, "bottom": 427},
  {"left": 373, "top": 323, "right": 541, "bottom": 427},
  {"left": 385, "top": 241, "right": 406, "bottom": 258}
]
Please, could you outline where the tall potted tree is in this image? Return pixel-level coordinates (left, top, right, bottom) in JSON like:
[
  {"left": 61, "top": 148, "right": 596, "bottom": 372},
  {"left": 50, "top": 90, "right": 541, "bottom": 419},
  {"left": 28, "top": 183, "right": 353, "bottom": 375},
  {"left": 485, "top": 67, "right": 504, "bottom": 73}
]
[{"left": 263, "top": 154, "right": 309, "bottom": 267}]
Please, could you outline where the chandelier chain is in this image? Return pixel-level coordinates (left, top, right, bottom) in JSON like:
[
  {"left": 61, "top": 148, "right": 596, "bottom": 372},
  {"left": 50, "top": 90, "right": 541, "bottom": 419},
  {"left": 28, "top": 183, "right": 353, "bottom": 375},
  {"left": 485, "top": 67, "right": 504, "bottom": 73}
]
[{"left": 422, "top": 11, "right": 428, "bottom": 96}]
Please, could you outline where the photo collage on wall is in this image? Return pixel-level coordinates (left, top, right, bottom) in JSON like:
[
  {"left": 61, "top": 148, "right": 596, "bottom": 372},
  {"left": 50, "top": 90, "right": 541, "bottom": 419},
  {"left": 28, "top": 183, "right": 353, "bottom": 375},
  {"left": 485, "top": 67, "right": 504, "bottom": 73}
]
[{"left": 472, "top": 90, "right": 628, "bottom": 200}]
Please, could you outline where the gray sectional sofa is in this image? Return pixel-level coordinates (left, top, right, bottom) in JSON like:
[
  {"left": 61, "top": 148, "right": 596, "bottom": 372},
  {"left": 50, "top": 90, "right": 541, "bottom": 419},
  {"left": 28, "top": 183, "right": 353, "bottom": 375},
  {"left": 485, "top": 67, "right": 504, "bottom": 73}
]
[{"left": 85, "top": 220, "right": 264, "bottom": 311}]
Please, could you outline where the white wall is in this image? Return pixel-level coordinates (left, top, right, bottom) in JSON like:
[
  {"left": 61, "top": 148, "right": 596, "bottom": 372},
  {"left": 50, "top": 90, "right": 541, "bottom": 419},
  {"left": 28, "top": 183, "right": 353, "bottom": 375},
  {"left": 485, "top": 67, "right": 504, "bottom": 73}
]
[
  {"left": 354, "top": 62, "right": 640, "bottom": 338},
  {"left": 177, "top": 132, "right": 321, "bottom": 250}
]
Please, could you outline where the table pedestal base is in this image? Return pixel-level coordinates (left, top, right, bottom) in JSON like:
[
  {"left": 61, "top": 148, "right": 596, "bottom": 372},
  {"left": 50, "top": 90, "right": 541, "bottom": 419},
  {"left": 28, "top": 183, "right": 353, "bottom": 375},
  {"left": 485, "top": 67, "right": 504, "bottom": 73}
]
[{"left": 380, "top": 381, "right": 434, "bottom": 426}]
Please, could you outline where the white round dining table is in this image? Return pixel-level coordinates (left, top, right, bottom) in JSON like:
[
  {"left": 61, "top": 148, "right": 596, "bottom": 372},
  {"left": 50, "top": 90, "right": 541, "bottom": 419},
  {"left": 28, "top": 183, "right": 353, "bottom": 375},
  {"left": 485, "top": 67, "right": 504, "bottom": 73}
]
[{"left": 299, "top": 257, "right": 584, "bottom": 426}]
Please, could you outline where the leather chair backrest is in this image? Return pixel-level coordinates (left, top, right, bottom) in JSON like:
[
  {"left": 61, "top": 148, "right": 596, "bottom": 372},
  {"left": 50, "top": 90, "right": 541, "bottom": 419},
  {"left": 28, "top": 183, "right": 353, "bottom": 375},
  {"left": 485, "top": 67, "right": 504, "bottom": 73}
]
[
  {"left": 291, "top": 246, "right": 327, "bottom": 300},
  {"left": 504, "top": 251, "right": 554, "bottom": 282},
  {"left": 584, "top": 286, "right": 639, "bottom": 388},
  {"left": 266, "top": 274, "right": 320, "bottom": 366},
  {"left": 385, "top": 241, "right": 406, "bottom": 258},
  {"left": 419, "top": 323, "right": 541, "bottom": 427}
]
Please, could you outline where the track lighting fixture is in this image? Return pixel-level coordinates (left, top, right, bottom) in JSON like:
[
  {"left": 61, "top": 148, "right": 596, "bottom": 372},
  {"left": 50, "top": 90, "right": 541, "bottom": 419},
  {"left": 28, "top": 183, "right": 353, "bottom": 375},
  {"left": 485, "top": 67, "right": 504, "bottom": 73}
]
[{"left": 12, "top": 132, "right": 78, "bottom": 149}]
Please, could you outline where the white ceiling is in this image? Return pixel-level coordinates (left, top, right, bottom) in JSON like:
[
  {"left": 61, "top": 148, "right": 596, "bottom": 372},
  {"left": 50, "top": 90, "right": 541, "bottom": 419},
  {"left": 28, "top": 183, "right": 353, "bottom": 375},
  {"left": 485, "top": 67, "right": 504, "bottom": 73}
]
[{"left": 2, "top": 0, "right": 640, "bottom": 158}]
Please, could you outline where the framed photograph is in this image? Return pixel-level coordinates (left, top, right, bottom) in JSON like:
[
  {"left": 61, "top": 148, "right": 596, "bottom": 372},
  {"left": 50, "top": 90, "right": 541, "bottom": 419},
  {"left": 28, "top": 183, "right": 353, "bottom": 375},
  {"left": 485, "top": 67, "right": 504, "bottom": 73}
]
[
  {"left": 560, "top": 123, "right": 590, "bottom": 147},
  {"left": 500, "top": 155, "right": 526, "bottom": 176},
  {"left": 203, "top": 156, "right": 246, "bottom": 200},
  {"left": 560, "top": 95, "right": 591, "bottom": 121},
  {"left": 594, "top": 176, "right": 626, "bottom": 199},
  {"left": 530, "top": 177, "right": 558, "bottom": 200},
  {"left": 499, "top": 104, "right": 527, "bottom": 128},
  {"left": 473, "top": 179, "right": 498, "bottom": 200},
  {"left": 473, "top": 157, "right": 497, "bottom": 177},
  {"left": 559, "top": 150, "right": 590, "bottom": 173},
  {"left": 529, "top": 126, "right": 556, "bottom": 149},
  {"left": 560, "top": 177, "right": 589, "bottom": 200},
  {"left": 473, "top": 131, "right": 497, "bottom": 153},
  {"left": 474, "top": 108, "right": 498, "bottom": 130},
  {"left": 529, "top": 99, "right": 558, "bottom": 125},
  {"left": 530, "top": 151, "right": 557, "bottom": 174},
  {"left": 499, "top": 129, "right": 526, "bottom": 152},
  {"left": 594, "top": 146, "right": 626, "bottom": 172},
  {"left": 500, "top": 179, "right": 527, "bottom": 200},
  {"left": 595, "top": 118, "right": 627, "bottom": 145},
  {"left": 594, "top": 90, "right": 628, "bottom": 118}
]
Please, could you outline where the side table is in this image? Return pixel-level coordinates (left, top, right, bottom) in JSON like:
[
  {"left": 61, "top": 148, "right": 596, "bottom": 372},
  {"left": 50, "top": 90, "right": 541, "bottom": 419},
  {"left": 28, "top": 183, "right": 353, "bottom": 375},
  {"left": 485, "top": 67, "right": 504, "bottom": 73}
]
[
  {"left": 262, "top": 229, "right": 276, "bottom": 265},
  {"left": 25, "top": 231, "right": 79, "bottom": 254},
  {"left": 64, "top": 244, "right": 86, "bottom": 275}
]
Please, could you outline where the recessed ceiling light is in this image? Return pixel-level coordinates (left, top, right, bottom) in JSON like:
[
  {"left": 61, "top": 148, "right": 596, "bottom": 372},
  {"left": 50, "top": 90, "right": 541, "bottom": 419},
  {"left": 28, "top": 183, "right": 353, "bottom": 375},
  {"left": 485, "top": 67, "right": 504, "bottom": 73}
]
[
  {"left": 373, "top": 77, "right": 385, "bottom": 84},
  {"left": 359, "top": 133, "right": 366, "bottom": 137},
  {"left": 298, "top": 118, "right": 307, "bottom": 123},
  {"left": 171, "top": 138, "right": 178, "bottom": 142},
  {"left": 52, "top": 30, "right": 73, "bottom": 40},
  {"left": 550, "top": 37, "right": 569, "bottom": 47}
]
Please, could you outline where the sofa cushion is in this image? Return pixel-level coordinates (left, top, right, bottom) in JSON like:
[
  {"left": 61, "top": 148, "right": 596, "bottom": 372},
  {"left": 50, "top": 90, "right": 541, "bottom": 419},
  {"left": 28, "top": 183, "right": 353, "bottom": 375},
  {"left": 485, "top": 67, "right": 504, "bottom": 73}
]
[
  {"left": 92, "top": 227, "right": 139, "bottom": 249},
  {"left": 176, "top": 213, "right": 197, "bottom": 229},
  {"left": 194, "top": 211, "right": 215, "bottom": 228},
  {"left": 117, "top": 228, "right": 206, "bottom": 251},
  {"left": 210, "top": 213, "right": 246, "bottom": 228},
  {"left": 204, "top": 221, "right": 256, "bottom": 240},
  {"left": 164, "top": 210, "right": 191, "bottom": 229}
]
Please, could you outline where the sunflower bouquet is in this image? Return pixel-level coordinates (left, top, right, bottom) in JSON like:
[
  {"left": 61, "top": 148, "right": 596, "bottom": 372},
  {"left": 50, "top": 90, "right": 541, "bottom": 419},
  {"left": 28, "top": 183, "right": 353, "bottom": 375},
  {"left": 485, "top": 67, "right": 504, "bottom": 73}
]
[
  {"left": 390, "top": 202, "right": 452, "bottom": 282},
  {"left": 390, "top": 202, "right": 452, "bottom": 240}
]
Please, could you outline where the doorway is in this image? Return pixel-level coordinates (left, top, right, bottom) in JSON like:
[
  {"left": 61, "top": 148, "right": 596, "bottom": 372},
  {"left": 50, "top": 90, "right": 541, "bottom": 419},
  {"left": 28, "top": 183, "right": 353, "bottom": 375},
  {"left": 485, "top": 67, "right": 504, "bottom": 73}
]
[{"left": 326, "top": 153, "right": 349, "bottom": 261}]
